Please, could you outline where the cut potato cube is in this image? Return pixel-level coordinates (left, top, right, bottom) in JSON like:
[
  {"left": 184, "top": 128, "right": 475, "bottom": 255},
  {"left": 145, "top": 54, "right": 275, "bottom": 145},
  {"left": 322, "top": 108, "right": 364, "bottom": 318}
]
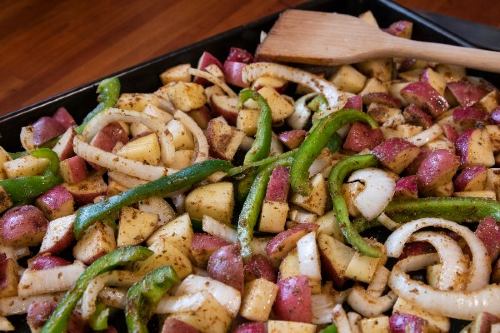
[
  {"left": 129, "top": 122, "right": 150, "bottom": 138},
  {"left": 478, "top": 90, "right": 498, "bottom": 113},
  {"left": 0, "top": 146, "right": 11, "bottom": 178},
  {"left": 73, "top": 222, "right": 116, "bottom": 265},
  {"left": 138, "top": 196, "right": 176, "bottom": 226},
  {"left": 0, "top": 257, "right": 18, "bottom": 297},
  {"left": 237, "top": 109, "right": 260, "bottom": 136},
  {"left": 240, "top": 278, "right": 278, "bottom": 321},
  {"left": 4, "top": 155, "right": 49, "bottom": 179},
  {"left": 329, "top": 65, "right": 367, "bottom": 93},
  {"left": 486, "top": 125, "right": 500, "bottom": 152},
  {"left": 393, "top": 297, "right": 450, "bottom": 332},
  {"left": 315, "top": 211, "right": 343, "bottom": 241},
  {"left": 146, "top": 213, "right": 193, "bottom": 256},
  {"left": 206, "top": 116, "right": 245, "bottom": 160},
  {"left": 160, "top": 63, "right": 191, "bottom": 84},
  {"left": 267, "top": 320, "right": 316, "bottom": 333},
  {"left": 167, "top": 291, "right": 232, "bottom": 333},
  {"left": 116, "top": 133, "right": 161, "bottom": 165},
  {"left": 291, "top": 174, "right": 328, "bottom": 215},
  {"left": 257, "top": 87, "right": 294, "bottom": 122},
  {"left": 356, "top": 59, "right": 392, "bottom": 82},
  {"left": 344, "top": 251, "right": 380, "bottom": 283},
  {"left": 158, "top": 82, "right": 206, "bottom": 112},
  {"left": 185, "top": 182, "right": 234, "bottom": 224},
  {"left": 116, "top": 93, "right": 161, "bottom": 112},
  {"left": 117, "top": 207, "right": 158, "bottom": 247},
  {"left": 168, "top": 150, "right": 194, "bottom": 170},
  {"left": 107, "top": 179, "right": 128, "bottom": 196},
  {"left": 342, "top": 182, "right": 363, "bottom": 217},
  {"left": 279, "top": 249, "right": 300, "bottom": 280},
  {"left": 389, "top": 81, "right": 411, "bottom": 106},
  {"left": 136, "top": 241, "right": 192, "bottom": 279},
  {"left": 359, "top": 78, "right": 388, "bottom": 96},
  {"left": 166, "top": 119, "right": 195, "bottom": 150},
  {"left": 359, "top": 315, "right": 390, "bottom": 333},
  {"left": 259, "top": 201, "right": 289, "bottom": 233}
]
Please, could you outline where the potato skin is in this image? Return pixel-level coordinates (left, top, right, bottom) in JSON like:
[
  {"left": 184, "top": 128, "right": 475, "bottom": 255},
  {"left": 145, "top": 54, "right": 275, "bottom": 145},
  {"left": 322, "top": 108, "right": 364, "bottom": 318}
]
[
  {"left": 273, "top": 275, "right": 312, "bottom": 323},
  {"left": 0, "top": 205, "right": 48, "bottom": 246},
  {"left": 207, "top": 244, "right": 244, "bottom": 292}
]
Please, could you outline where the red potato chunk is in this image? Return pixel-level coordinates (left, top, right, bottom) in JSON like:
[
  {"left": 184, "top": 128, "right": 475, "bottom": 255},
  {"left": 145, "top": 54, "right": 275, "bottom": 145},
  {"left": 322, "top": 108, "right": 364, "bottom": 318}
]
[
  {"left": 63, "top": 174, "right": 107, "bottom": 205},
  {"left": 373, "top": 138, "right": 421, "bottom": 173},
  {"left": 194, "top": 51, "right": 223, "bottom": 86},
  {"left": 27, "top": 300, "right": 86, "bottom": 332},
  {"left": 404, "top": 148, "right": 431, "bottom": 175},
  {"left": 52, "top": 127, "right": 76, "bottom": 160},
  {"left": 189, "top": 105, "right": 211, "bottom": 130},
  {"left": 265, "top": 166, "right": 290, "bottom": 202},
  {"left": 441, "top": 124, "right": 459, "bottom": 143},
  {"left": 273, "top": 275, "right": 312, "bottom": 323},
  {"left": 343, "top": 122, "right": 384, "bottom": 152},
  {"left": 389, "top": 312, "right": 429, "bottom": 333},
  {"left": 447, "top": 80, "right": 489, "bottom": 107},
  {"left": 161, "top": 318, "right": 201, "bottom": 333},
  {"left": 32, "top": 116, "right": 66, "bottom": 146},
  {"left": 362, "top": 92, "right": 402, "bottom": 108},
  {"left": 265, "top": 223, "right": 318, "bottom": 260},
  {"left": 0, "top": 205, "right": 48, "bottom": 246},
  {"left": 60, "top": 156, "right": 88, "bottom": 184},
  {"left": 394, "top": 175, "right": 418, "bottom": 199},
  {"left": 383, "top": 20, "right": 413, "bottom": 38},
  {"left": 191, "top": 233, "right": 230, "bottom": 267},
  {"left": 401, "top": 81, "right": 449, "bottom": 117},
  {"left": 233, "top": 322, "right": 266, "bottom": 333},
  {"left": 210, "top": 94, "right": 239, "bottom": 124},
  {"left": 30, "top": 255, "right": 71, "bottom": 270},
  {"left": 207, "top": 243, "right": 244, "bottom": 292},
  {"left": 475, "top": 217, "right": 500, "bottom": 260},
  {"left": 456, "top": 128, "right": 495, "bottom": 167},
  {"left": 36, "top": 185, "right": 74, "bottom": 220},
  {"left": 52, "top": 107, "right": 76, "bottom": 129},
  {"left": 454, "top": 166, "right": 488, "bottom": 192},
  {"left": 226, "top": 47, "right": 254, "bottom": 63},
  {"left": 416, "top": 149, "right": 459, "bottom": 194},
  {"left": 278, "top": 130, "right": 307, "bottom": 150},
  {"left": 403, "top": 104, "right": 433, "bottom": 129},
  {"left": 206, "top": 116, "right": 245, "bottom": 160},
  {"left": 0, "top": 253, "right": 19, "bottom": 297},
  {"left": 90, "top": 122, "right": 129, "bottom": 152},
  {"left": 344, "top": 95, "right": 363, "bottom": 110},
  {"left": 244, "top": 254, "right": 277, "bottom": 283},
  {"left": 452, "top": 105, "right": 488, "bottom": 128},
  {"left": 223, "top": 61, "right": 248, "bottom": 88},
  {"left": 39, "top": 215, "right": 75, "bottom": 254}
]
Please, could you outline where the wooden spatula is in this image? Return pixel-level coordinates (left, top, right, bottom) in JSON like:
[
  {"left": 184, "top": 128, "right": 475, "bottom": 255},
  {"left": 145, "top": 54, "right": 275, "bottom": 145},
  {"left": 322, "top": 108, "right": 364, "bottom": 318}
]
[{"left": 256, "top": 10, "right": 500, "bottom": 73}]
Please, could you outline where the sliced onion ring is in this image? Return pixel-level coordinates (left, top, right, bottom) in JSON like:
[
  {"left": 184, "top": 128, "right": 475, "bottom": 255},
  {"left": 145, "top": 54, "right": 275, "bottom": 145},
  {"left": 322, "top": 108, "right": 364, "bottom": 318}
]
[
  {"left": 411, "top": 231, "right": 467, "bottom": 291},
  {"left": 389, "top": 253, "right": 500, "bottom": 320},
  {"left": 347, "top": 287, "right": 397, "bottom": 318},
  {"left": 174, "top": 110, "right": 208, "bottom": 164},
  {"left": 385, "top": 218, "right": 490, "bottom": 291},
  {"left": 242, "top": 62, "right": 346, "bottom": 113},
  {"left": 188, "top": 68, "right": 237, "bottom": 97},
  {"left": 287, "top": 92, "right": 316, "bottom": 130}
]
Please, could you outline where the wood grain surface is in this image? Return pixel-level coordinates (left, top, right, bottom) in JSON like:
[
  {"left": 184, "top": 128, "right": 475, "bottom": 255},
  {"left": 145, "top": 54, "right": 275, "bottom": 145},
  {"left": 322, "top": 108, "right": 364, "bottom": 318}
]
[{"left": 0, "top": 0, "right": 497, "bottom": 115}]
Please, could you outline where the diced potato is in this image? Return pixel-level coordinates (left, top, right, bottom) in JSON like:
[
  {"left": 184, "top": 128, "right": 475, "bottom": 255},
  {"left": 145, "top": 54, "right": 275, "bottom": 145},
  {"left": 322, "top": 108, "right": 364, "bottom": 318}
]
[
  {"left": 116, "top": 93, "right": 161, "bottom": 112},
  {"left": 0, "top": 186, "right": 13, "bottom": 213},
  {"left": 389, "top": 81, "right": 411, "bottom": 106},
  {"left": 259, "top": 201, "right": 289, "bottom": 233},
  {"left": 0, "top": 146, "right": 11, "bottom": 179},
  {"left": 136, "top": 241, "right": 192, "bottom": 279},
  {"left": 168, "top": 150, "right": 194, "bottom": 170},
  {"left": 267, "top": 320, "right": 317, "bottom": 333},
  {"left": 0, "top": 316, "right": 14, "bottom": 331},
  {"left": 359, "top": 78, "right": 388, "bottom": 96},
  {"left": 73, "top": 222, "right": 116, "bottom": 265},
  {"left": 166, "top": 119, "right": 195, "bottom": 149},
  {"left": 240, "top": 278, "right": 278, "bottom": 321},
  {"left": 202, "top": 215, "right": 237, "bottom": 243},
  {"left": 279, "top": 249, "right": 300, "bottom": 280},
  {"left": 342, "top": 181, "right": 363, "bottom": 217},
  {"left": 257, "top": 87, "right": 294, "bottom": 122},
  {"left": 359, "top": 315, "right": 390, "bottom": 333},
  {"left": 160, "top": 63, "right": 191, "bottom": 84},
  {"left": 138, "top": 196, "right": 176, "bottom": 226},
  {"left": 424, "top": 137, "right": 454, "bottom": 152},
  {"left": 129, "top": 122, "right": 150, "bottom": 138},
  {"left": 185, "top": 182, "right": 234, "bottom": 224},
  {"left": 159, "top": 82, "right": 206, "bottom": 112},
  {"left": 381, "top": 124, "right": 423, "bottom": 139},
  {"left": 117, "top": 207, "right": 158, "bottom": 247},
  {"left": 356, "top": 59, "right": 392, "bottom": 82},
  {"left": 329, "top": 65, "right": 367, "bottom": 93},
  {"left": 399, "top": 68, "right": 424, "bottom": 82},
  {"left": 206, "top": 117, "right": 245, "bottom": 160},
  {"left": 291, "top": 174, "right": 328, "bottom": 216},
  {"left": 478, "top": 90, "right": 498, "bottom": 113},
  {"left": 344, "top": 251, "right": 380, "bottom": 283},
  {"left": 486, "top": 125, "right": 500, "bottom": 152},
  {"left": 4, "top": 155, "right": 49, "bottom": 179},
  {"left": 393, "top": 297, "right": 449, "bottom": 332},
  {"left": 143, "top": 103, "right": 173, "bottom": 124},
  {"left": 107, "top": 179, "right": 128, "bottom": 195},
  {"left": 146, "top": 213, "right": 193, "bottom": 256},
  {"left": 236, "top": 109, "right": 260, "bottom": 136},
  {"left": 116, "top": 133, "right": 161, "bottom": 165},
  {"left": 168, "top": 291, "right": 232, "bottom": 333},
  {"left": 315, "top": 211, "right": 343, "bottom": 241},
  {"left": 0, "top": 257, "right": 18, "bottom": 297}
]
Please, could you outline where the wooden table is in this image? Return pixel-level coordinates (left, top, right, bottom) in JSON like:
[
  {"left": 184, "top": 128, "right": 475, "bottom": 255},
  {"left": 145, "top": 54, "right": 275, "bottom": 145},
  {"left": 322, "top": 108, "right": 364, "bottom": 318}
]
[{"left": 0, "top": 0, "right": 498, "bottom": 115}]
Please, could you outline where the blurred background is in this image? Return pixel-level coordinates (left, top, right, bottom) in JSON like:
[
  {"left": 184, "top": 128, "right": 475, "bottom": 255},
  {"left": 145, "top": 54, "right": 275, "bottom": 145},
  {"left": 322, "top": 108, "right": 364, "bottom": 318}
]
[{"left": 0, "top": 0, "right": 498, "bottom": 114}]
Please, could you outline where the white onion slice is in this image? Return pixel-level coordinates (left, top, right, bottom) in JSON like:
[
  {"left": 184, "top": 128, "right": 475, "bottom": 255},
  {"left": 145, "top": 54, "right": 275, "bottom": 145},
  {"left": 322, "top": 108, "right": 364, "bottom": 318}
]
[
  {"left": 202, "top": 215, "right": 237, "bottom": 243},
  {"left": 385, "top": 218, "right": 490, "bottom": 291},
  {"left": 377, "top": 213, "right": 400, "bottom": 231},
  {"left": 311, "top": 293, "right": 335, "bottom": 324},
  {"left": 347, "top": 287, "right": 397, "bottom": 317},
  {"left": 411, "top": 231, "right": 467, "bottom": 291},
  {"left": 332, "top": 304, "right": 353, "bottom": 333},
  {"left": 74, "top": 136, "right": 167, "bottom": 181},
  {"left": 297, "top": 231, "right": 322, "bottom": 281},
  {"left": 407, "top": 124, "right": 443, "bottom": 147},
  {"left": 242, "top": 62, "right": 346, "bottom": 113},
  {"left": 347, "top": 312, "right": 362, "bottom": 333},
  {"left": 348, "top": 168, "right": 396, "bottom": 220},
  {"left": 174, "top": 110, "right": 209, "bottom": 164},
  {"left": 287, "top": 92, "right": 316, "bottom": 129},
  {"left": 389, "top": 253, "right": 500, "bottom": 320},
  {"left": 107, "top": 171, "right": 148, "bottom": 188},
  {"left": 188, "top": 68, "right": 237, "bottom": 97},
  {"left": 366, "top": 265, "right": 390, "bottom": 297}
]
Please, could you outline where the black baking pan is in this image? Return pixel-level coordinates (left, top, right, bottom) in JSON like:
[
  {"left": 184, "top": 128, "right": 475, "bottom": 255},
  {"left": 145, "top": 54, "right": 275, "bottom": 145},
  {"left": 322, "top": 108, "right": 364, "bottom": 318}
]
[{"left": 1, "top": 0, "right": 493, "bottom": 331}]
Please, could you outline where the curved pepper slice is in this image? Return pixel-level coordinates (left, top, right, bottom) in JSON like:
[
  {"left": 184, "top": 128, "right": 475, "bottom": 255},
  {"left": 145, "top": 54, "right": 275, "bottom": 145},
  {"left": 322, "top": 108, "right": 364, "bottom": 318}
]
[
  {"left": 385, "top": 197, "right": 500, "bottom": 223},
  {"left": 41, "top": 246, "right": 153, "bottom": 333},
  {"left": 74, "top": 159, "right": 232, "bottom": 239},
  {"left": 328, "top": 154, "right": 382, "bottom": 258},
  {"left": 239, "top": 89, "right": 272, "bottom": 166},
  {"left": 291, "top": 109, "right": 378, "bottom": 195},
  {"left": 125, "top": 266, "right": 179, "bottom": 333},
  {"left": 0, "top": 148, "right": 62, "bottom": 204},
  {"left": 238, "top": 156, "right": 294, "bottom": 259}
]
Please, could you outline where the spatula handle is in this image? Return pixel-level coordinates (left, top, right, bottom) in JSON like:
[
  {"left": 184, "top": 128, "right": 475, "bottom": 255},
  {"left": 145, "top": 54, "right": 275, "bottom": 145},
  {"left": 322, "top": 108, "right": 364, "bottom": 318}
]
[{"left": 393, "top": 38, "right": 500, "bottom": 73}]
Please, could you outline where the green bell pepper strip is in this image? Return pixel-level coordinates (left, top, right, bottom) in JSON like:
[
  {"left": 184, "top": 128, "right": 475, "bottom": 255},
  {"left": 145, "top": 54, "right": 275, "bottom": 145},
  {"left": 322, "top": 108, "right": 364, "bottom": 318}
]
[
  {"left": 237, "top": 169, "right": 258, "bottom": 205},
  {"left": 328, "top": 154, "right": 383, "bottom": 258},
  {"left": 239, "top": 89, "right": 272, "bottom": 166},
  {"left": 326, "top": 133, "right": 342, "bottom": 153},
  {"left": 41, "top": 246, "right": 153, "bottom": 333},
  {"left": 319, "top": 323, "right": 338, "bottom": 333},
  {"left": 291, "top": 109, "right": 378, "bottom": 195},
  {"left": 125, "top": 266, "right": 179, "bottom": 333},
  {"left": 74, "top": 159, "right": 231, "bottom": 239},
  {"left": 76, "top": 77, "right": 121, "bottom": 134},
  {"left": 307, "top": 94, "right": 328, "bottom": 112},
  {"left": 0, "top": 148, "right": 62, "bottom": 204},
  {"left": 238, "top": 156, "right": 294, "bottom": 259},
  {"left": 228, "top": 149, "right": 297, "bottom": 177},
  {"left": 385, "top": 197, "right": 500, "bottom": 223},
  {"left": 89, "top": 302, "right": 111, "bottom": 331}
]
